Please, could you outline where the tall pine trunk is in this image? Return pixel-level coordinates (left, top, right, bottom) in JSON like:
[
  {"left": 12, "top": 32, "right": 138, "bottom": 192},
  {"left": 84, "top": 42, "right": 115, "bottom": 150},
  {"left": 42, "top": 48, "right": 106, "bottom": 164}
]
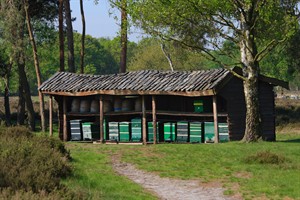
[
  {"left": 59, "top": 0, "right": 65, "bottom": 72},
  {"left": 17, "top": 83, "right": 25, "bottom": 125},
  {"left": 80, "top": 0, "right": 85, "bottom": 74},
  {"left": 64, "top": 0, "right": 75, "bottom": 72},
  {"left": 13, "top": 11, "right": 35, "bottom": 131},
  {"left": 120, "top": 0, "right": 127, "bottom": 73},
  {"left": 18, "top": 60, "right": 35, "bottom": 131},
  {"left": 24, "top": 0, "right": 45, "bottom": 132},
  {"left": 4, "top": 73, "right": 11, "bottom": 126}
]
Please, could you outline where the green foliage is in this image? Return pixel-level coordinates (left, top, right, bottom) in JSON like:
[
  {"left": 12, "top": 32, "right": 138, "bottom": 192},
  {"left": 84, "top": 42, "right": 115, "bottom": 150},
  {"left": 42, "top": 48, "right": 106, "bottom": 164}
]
[
  {"left": 0, "top": 126, "right": 71, "bottom": 193},
  {"left": 74, "top": 34, "right": 119, "bottom": 75},
  {"left": 128, "top": 0, "right": 299, "bottom": 69},
  {"left": 128, "top": 37, "right": 218, "bottom": 71},
  {"left": 99, "top": 36, "right": 137, "bottom": 66}
]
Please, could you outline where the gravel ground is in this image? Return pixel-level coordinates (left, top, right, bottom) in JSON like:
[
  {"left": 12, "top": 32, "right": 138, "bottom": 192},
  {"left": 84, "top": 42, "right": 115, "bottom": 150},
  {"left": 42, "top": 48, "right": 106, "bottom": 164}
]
[{"left": 112, "top": 158, "right": 238, "bottom": 200}]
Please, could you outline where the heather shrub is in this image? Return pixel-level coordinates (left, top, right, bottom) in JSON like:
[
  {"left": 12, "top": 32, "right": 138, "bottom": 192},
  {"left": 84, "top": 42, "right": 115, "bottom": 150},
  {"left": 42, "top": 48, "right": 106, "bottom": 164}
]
[
  {"left": 0, "top": 127, "right": 72, "bottom": 194},
  {"left": 0, "top": 187, "right": 84, "bottom": 200},
  {"left": 244, "top": 150, "right": 288, "bottom": 165}
]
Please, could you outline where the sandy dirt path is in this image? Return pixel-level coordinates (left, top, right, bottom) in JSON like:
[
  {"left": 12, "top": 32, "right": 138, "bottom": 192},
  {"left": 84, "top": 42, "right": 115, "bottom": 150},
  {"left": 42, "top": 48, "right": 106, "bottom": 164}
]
[{"left": 112, "top": 157, "right": 238, "bottom": 200}]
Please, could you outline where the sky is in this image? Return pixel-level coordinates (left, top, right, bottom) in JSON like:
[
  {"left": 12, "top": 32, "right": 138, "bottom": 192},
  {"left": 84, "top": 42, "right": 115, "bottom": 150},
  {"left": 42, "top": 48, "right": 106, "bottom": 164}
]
[{"left": 70, "top": 0, "right": 143, "bottom": 42}]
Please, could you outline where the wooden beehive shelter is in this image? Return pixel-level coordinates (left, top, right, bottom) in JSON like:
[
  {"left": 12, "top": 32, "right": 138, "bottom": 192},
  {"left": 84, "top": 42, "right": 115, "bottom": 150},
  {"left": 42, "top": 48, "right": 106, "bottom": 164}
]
[{"left": 39, "top": 67, "right": 288, "bottom": 144}]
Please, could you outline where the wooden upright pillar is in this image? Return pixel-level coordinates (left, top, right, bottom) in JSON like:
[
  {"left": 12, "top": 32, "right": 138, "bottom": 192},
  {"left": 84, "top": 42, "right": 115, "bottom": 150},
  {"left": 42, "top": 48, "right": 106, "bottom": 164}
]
[
  {"left": 142, "top": 95, "right": 147, "bottom": 145},
  {"left": 213, "top": 95, "right": 219, "bottom": 143},
  {"left": 49, "top": 95, "right": 53, "bottom": 137},
  {"left": 152, "top": 96, "right": 157, "bottom": 144},
  {"left": 99, "top": 96, "right": 104, "bottom": 143},
  {"left": 63, "top": 96, "right": 68, "bottom": 142}
]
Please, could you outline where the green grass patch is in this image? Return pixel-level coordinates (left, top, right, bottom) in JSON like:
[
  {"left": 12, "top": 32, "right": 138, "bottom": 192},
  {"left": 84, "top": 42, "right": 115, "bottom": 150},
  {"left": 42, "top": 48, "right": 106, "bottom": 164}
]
[
  {"left": 118, "top": 140, "right": 300, "bottom": 199},
  {"left": 62, "top": 134, "right": 300, "bottom": 199},
  {"left": 63, "top": 144, "right": 156, "bottom": 200}
]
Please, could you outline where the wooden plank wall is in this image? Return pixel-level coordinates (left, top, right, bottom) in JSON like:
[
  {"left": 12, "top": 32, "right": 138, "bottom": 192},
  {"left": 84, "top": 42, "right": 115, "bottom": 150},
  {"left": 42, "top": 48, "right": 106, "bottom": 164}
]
[
  {"left": 259, "top": 82, "right": 276, "bottom": 141},
  {"left": 219, "top": 78, "right": 246, "bottom": 140},
  {"left": 219, "top": 77, "right": 276, "bottom": 141}
]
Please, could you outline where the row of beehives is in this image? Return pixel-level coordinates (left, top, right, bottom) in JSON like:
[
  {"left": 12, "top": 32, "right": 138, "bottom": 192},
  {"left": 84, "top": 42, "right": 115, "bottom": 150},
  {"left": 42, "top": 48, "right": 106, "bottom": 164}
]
[
  {"left": 70, "top": 119, "right": 229, "bottom": 143},
  {"left": 70, "top": 97, "right": 142, "bottom": 113}
]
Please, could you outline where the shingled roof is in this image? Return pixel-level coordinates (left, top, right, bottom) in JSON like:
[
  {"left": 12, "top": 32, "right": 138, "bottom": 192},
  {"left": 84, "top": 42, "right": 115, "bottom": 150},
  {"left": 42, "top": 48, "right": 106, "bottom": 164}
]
[{"left": 39, "top": 68, "right": 288, "bottom": 97}]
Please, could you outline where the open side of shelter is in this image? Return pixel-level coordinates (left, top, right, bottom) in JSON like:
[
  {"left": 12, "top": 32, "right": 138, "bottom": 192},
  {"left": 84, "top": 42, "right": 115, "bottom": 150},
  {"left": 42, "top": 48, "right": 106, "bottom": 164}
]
[{"left": 40, "top": 68, "right": 288, "bottom": 144}]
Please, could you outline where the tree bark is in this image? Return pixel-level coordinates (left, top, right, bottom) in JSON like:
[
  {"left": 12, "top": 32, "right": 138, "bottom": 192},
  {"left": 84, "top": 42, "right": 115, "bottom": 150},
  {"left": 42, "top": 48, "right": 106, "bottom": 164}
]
[
  {"left": 59, "top": 0, "right": 65, "bottom": 72},
  {"left": 4, "top": 73, "right": 11, "bottom": 126},
  {"left": 24, "top": 0, "right": 46, "bottom": 132},
  {"left": 64, "top": 0, "right": 75, "bottom": 72},
  {"left": 17, "top": 76, "right": 25, "bottom": 125},
  {"left": 80, "top": 0, "right": 85, "bottom": 74},
  {"left": 240, "top": 14, "right": 262, "bottom": 142},
  {"left": 161, "top": 42, "right": 174, "bottom": 71},
  {"left": 18, "top": 60, "right": 35, "bottom": 131},
  {"left": 120, "top": 0, "right": 127, "bottom": 73},
  {"left": 243, "top": 76, "right": 262, "bottom": 142},
  {"left": 13, "top": 10, "right": 36, "bottom": 131}
]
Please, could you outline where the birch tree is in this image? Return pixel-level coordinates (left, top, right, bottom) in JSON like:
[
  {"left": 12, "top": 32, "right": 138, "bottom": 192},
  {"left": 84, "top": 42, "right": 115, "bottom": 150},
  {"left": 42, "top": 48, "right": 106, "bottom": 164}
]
[{"left": 128, "top": 0, "right": 299, "bottom": 142}]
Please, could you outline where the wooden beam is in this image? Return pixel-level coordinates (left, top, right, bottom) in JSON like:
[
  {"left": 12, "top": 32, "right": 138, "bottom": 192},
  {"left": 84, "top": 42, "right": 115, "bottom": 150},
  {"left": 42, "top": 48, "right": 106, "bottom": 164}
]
[
  {"left": 152, "top": 96, "right": 157, "bottom": 144},
  {"left": 63, "top": 96, "right": 68, "bottom": 142},
  {"left": 142, "top": 95, "right": 147, "bottom": 145},
  {"left": 49, "top": 95, "right": 53, "bottom": 137},
  {"left": 99, "top": 96, "right": 104, "bottom": 143},
  {"left": 213, "top": 95, "right": 219, "bottom": 143}
]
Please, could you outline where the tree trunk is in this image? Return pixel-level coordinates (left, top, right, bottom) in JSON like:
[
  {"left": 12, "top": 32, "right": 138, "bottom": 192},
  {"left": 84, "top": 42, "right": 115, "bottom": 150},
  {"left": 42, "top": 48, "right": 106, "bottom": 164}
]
[
  {"left": 24, "top": 0, "right": 46, "bottom": 132},
  {"left": 4, "top": 73, "right": 11, "bottom": 126},
  {"left": 17, "top": 83, "right": 25, "bottom": 125},
  {"left": 240, "top": 17, "right": 262, "bottom": 142},
  {"left": 18, "top": 60, "right": 35, "bottom": 131},
  {"left": 161, "top": 42, "right": 174, "bottom": 71},
  {"left": 243, "top": 75, "right": 262, "bottom": 142},
  {"left": 119, "top": 0, "right": 127, "bottom": 73},
  {"left": 64, "top": 0, "right": 75, "bottom": 72},
  {"left": 80, "top": 0, "right": 85, "bottom": 74},
  {"left": 59, "top": 0, "right": 65, "bottom": 72}
]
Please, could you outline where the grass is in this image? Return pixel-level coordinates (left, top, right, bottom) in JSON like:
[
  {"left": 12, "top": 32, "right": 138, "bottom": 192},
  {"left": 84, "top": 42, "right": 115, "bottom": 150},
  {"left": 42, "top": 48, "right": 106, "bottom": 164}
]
[
  {"left": 62, "top": 133, "right": 300, "bottom": 200},
  {"left": 63, "top": 143, "right": 157, "bottom": 200}
]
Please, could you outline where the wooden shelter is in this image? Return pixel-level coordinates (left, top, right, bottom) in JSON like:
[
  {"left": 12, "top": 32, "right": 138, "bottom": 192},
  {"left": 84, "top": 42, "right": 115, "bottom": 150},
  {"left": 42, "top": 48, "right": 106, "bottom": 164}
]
[{"left": 39, "top": 67, "right": 288, "bottom": 143}]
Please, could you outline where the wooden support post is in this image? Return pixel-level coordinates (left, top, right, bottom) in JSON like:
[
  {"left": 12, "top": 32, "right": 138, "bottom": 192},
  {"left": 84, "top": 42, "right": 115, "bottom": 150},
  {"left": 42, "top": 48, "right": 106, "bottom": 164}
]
[
  {"left": 49, "top": 95, "right": 53, "bottom": 137},
  {"left": 142, "top": 95, "right": 147, "bottom": 145},
  {"left": 99, "top": 96, "right": 104, "bottom": 143},
  {"left": 63, "top": 96, "right": 68, "bottom": 142},
  {"left": 213, "top": 95, "right": 219, "bottom": 143},
  {"left": 152, "top": 96, "right": 157, "bottom": 144}
]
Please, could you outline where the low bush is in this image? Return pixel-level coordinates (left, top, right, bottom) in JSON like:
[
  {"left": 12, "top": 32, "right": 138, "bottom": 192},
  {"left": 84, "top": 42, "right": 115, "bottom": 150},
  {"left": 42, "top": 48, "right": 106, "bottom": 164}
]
[
  {"left": 244, "top": 150, "right": 288, "bottom": 165},
  {"left": 0, "top": 126, "right": 73, "bottom": 198}
]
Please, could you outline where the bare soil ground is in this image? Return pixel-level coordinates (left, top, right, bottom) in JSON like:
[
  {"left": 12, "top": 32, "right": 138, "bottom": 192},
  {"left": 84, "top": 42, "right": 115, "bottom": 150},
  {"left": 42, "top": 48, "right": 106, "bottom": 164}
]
[{"left": 111, "top": 154, "right": 240, "bottom": 200}]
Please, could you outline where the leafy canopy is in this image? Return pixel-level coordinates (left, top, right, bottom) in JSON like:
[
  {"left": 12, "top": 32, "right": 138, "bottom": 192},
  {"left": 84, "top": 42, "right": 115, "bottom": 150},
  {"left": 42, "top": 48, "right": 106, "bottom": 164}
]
[{"left": 128, "top": 0, "right": 299, "bottom": 69}]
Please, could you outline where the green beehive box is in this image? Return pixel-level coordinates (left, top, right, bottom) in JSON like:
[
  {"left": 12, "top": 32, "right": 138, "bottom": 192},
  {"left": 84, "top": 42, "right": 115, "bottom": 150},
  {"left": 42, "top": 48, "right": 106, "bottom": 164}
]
[
  {"left": 108, "top": 122, "right": 119, "bottom": 141},
  {"left": 82, "top": 122, "right": 100, "bottom": 141},
  {"left": 189, "top": 122, "right": 202, "bottom": 143},
  {"left": 103, "top": 119, "right": 107, "bottom": 140},
  {"left": 147, "top": 122, "right": 159, "bottom": 142},
  {"left": 131, "top": 118, "right": 142, "bottom": 142},
  {"left": 193, "top": 100, "right": 203, "bottom": 113},
  {"left": 204, "top": 122, "right": 215, "bottom": 142},
  {"left": 218, "top": 123, "right": 229, "bottom": 142},
  {"left": 119, "top": 122, "right": 130, "bottom": 142},
  {"left": 164, "top": 122, "right": 176, "bottom": 142},
  {"left": 176, "top": 121, "right": 188, "bottom": 142}
]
